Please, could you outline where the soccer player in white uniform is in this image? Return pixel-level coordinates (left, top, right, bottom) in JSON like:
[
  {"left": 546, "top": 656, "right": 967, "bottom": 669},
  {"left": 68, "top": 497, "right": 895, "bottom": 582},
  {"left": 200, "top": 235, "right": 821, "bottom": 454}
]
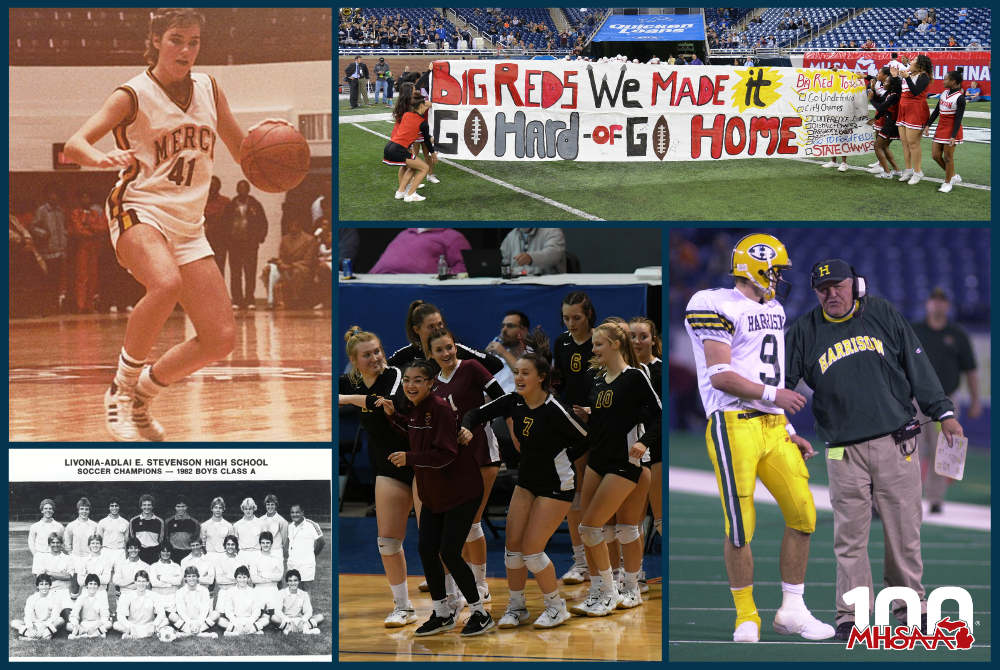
[
  {"left": 251, "top": 532, "right": 284, "bottom": 615},
  {"left": 83, "top": 535, "right": 114, "bottom": 593},
  {"left": 67, "top": 574, "right": 112, "bottom": 639},
  {"left": 11, "top": 575, "right": 65, "bottom": 640},
  {"left": 684, "top": 233, "right": 834, "bottom": 643},
  {"left": 64, "top": 498, "right": 99, "bottom": 602},
  {"left": 261, "top": 495, "right": 289, "bottom": 574},
  {"left": 113, "top": 538, "right": 150, "bottom": 613},
  {"left": 97, "top": 497, "right": 129, "bottom": 571},
  {"left": 215, "top": 566, "right": 268, "bottom": 636},
  {"left": 37, "top": 533, "right": 75, "bottom": 623},
  {"left": 213, "top": 535, "right": 248, "bottom": 608},
  {"left": 270, "top": 570, "right": 323, "bottom": 635},
  {"left": 232, "top": 498, "right": 264, "bottom": 568},
  {"left": 169, "top": 566, "right": 218, "bottom": 638},
  {"left": 63, "top": 8, "right": 291, "bottom": 442},
  {"left": 29, "top": 499, "right": 65, "bottom": 577},
  {"left": 149, "top": 542, "right": 183, "bottom": 615},
  {"left": 112, "top": 571, "right": 168, "bottom": 639},
  {"left": 287, "top": 504, "right": 324, "bottom": 590},
  {"left": 180, "top": 537, "right": 215, "bottom": 591},
  {"left": 201, "top": 497, "right": 233, "bottom": 574}
]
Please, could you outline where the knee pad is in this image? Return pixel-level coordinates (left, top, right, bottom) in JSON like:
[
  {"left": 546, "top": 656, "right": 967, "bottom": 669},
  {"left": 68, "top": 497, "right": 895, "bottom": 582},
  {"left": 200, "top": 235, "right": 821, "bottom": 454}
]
[
  {"left": 504, "top": 549, "right": 524, "bottom": 570},
  {"left": 602, "top": 525, "right": 617, "bottom": 544},
  {"left": 377, "top": 537, "right": 403, "bottom": 556},
  {"left": 616, "top": 524, "right": 640, "bottom": 545},
  {"left": 466, "top": 522, "right": 484, "bottom": 543},
  {"left": 570, "top": 491, "right": 582, "bottom": 511},
  {"left": 579, "top": 524, "right": 604, "bottom": 547},
  {"left": 523, "top": 552, "right": 550, "bottom": 574}
]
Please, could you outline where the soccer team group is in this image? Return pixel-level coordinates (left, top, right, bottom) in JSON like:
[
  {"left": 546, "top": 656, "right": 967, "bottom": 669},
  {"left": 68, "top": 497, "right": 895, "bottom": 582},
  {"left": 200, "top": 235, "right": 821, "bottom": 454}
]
[{"left": 12, "top": 495, "right": 325, "bottom": 642}]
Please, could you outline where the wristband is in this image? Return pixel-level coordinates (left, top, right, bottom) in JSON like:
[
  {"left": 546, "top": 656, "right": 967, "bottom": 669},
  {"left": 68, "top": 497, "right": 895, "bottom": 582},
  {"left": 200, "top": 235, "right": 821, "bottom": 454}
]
[
  {"left": 707, "top": 363, "right": 731, "bottom": 377},
  {"left": 785, "top": 423, "right": 796, "bottom": 436},
  {"left": 761, "top": 385, "right": 777, "bottom": 402}
]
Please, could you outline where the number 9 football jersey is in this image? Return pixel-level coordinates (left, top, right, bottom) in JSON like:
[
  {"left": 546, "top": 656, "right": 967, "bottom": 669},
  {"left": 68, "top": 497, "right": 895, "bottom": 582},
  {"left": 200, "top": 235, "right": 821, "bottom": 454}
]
[{"left": 685, "top": 287, "right": 787, "bottom": 416}]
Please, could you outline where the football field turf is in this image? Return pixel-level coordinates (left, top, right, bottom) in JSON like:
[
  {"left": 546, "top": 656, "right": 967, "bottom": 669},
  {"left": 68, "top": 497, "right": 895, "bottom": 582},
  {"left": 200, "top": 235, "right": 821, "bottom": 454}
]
[
  {"left": 338, "top": 101, "right": 991, "bottom": 222},
  {"left": 667, "top": 431, "right": 991, "bottom": 662},
  {"left": 8, "top": 526, "right": 333, "bottom": 658}
]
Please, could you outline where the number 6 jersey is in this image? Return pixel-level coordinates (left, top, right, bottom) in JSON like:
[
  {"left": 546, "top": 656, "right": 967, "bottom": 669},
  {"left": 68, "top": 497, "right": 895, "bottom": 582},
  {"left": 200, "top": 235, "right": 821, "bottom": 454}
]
[
  {"left": 106, "top": 69, "right": 219, "bottom": 239},
  {"left": 685, "top": 287, "right": 787, "bottom": 417}
]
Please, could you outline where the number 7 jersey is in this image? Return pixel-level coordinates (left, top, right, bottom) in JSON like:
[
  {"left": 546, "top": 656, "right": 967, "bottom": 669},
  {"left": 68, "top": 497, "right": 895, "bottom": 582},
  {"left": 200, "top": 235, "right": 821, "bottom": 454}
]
[
  {"left": 685, "top": 287, "right": 787, "bottom": 417},
  {"left": 106, "top": 69, "right": 219, "bottom": 239}
]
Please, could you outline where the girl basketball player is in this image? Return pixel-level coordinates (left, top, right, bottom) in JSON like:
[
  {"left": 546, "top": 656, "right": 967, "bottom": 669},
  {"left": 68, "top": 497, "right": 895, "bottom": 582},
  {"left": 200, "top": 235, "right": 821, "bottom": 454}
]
[
  {"left": 338, "top": 326, "right": 418, "bottom": 629},
  {"left": 894, "top": 54, "right": 933, "bottom": 184},
  {"left": 925, "top": 69, "right": 967, "bottom": 193},
  {"left": 459, "top": 330, "right": 589, "bottom": 629},
  {"left": 376, "top": 360, "right": 494, "bottom": 637},
  {"left": 552, "top": 291, "right": 597, "bottom": 585},
  {"left": 570, "top": 322, "right": 661, "bottom": 617},
  {"left": 387, "top": 301, "right": 505, "bottom": 377},
  {"left": 384, "top": 89, "right": 437, "bottom": 202},
  {"left": 64, "top": 8, "right": 288, "bottom": 441},
  {"left": 427, "top": 328, "right": 506, "bottom": 607}
]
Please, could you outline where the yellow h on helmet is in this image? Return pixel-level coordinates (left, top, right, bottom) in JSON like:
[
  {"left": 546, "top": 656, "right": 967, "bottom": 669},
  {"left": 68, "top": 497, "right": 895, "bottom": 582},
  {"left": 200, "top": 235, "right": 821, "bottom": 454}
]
[{"left": 731, "top": 233, "right": 792, "bottom": 301}]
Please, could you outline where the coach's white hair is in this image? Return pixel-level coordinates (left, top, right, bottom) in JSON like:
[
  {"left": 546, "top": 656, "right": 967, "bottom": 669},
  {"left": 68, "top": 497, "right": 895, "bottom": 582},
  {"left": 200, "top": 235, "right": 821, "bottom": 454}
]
[{"left": 241, "top": 498, "right": 257, "bottom": 511}]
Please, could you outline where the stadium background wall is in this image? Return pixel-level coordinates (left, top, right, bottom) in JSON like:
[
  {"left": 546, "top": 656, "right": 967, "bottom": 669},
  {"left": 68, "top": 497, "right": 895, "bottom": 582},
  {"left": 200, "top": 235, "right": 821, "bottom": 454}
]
[
  {"left": 8, "top": 480, "right": 332, "bottom": 523},
  {"left": 339, "top": 56, "right": 489, "bottom": 92}
]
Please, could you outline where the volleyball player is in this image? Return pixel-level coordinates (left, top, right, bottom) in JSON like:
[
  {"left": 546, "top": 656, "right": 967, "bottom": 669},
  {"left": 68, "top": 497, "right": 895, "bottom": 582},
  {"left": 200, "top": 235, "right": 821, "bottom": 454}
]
[
  {"left": 569, "top": 321, "right": 661, "bottom": 616},
  {"left": 201, "top": 497, "right": 233, "bottom": 579},
  {"left": 112, "top": 570, "right": 167, "bottom": 639},
  {"left": 895, "top": 55, "right": 933, "bottom": 184},
  {"left": 129, "top": 494, "right": 165, "bottom": 565},
  {"left": 460, "top": 329, "right": 588, "bottom": 629},
  {"left": 377, "top": 360, "right": 494, "bottom": 637},
  {"left": 387, "top": 301, "right": 505, "bottom": 378},
  {"left": 29, "top": 499, "right": 65, "bottom": 577},
  {"left": 113, "top": 538, "right": 149, "bottom": 613},
  {"left": 64, "top": 8, "right": 288, "bottom": 441},
  {"left": 339, "top": 326, "right": 418, "bottom": 627},
  {"left": 428, "top": 327, "right": 507, "bottom": 607},
  {"left": 67, "top": 574, "right": 112, "bottom": 639},
  {"left": 925, "top": 68, "right": 967, "bottom": 193},
  {"left": 169, "top": 566, "right": 218, "bottom": 638},
  {"left": 12, "top": 575, "right": 64, "bottom": 640},
  {"left": 867, "top": 67, "right": 902, "bottom": 179},
  {"left": 552, "top": 291, "right": 597, "bottom": 585},
  {"left": 384, "top": 90, "right": 437, "bottom": 202},
  {"left": 216, "top": 565, "right": 268, "bottom": 636},
  {"left": 64, "top": 497, "right": 99, "bottom": 602}
]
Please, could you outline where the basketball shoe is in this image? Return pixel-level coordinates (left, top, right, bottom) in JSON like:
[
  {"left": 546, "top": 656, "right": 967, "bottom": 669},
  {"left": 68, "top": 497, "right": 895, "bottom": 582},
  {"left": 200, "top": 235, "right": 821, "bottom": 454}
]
[
  {"left": 414, "top": 613, "right": 455, "bottom": 637},
  {"left": 587, "top": 588, "right": 624, "bottom": 617},
  {"left": 498, "top": 601, "right": 530, "bottom": 628},
  {"left": 533, "top": 600, "right": 571, "bottom": 629},
  {"left": 384, "top": 605, "right": 418, "bottom": 628},
  {"left": 570, "top": 589, "right": 601, "bottom": 616},
  {"left": 561, "top": 560, "right": 589, "bottom": 585},
  {"left": 459, "top": 610, "right": 495, "bottom": 637},
  {"left": 617, "top": 584, "right": 642, "bottom": 610},
  {"left": 104, "top": 381, "right": 139, "bottom": 441}
]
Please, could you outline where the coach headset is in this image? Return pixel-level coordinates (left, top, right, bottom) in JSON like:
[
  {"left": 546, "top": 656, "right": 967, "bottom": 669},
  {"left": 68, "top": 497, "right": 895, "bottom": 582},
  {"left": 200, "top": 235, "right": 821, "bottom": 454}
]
[{"left": 810, "top": 260, "right": 922, "bottom": 452}]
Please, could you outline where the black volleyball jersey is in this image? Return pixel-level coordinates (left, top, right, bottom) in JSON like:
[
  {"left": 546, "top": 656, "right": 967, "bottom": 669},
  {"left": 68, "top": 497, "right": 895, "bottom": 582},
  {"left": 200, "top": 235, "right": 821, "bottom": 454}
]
[
  {"left": 572, "top": 366, "right": 662, "bottom": 464},
  {"left": 338, "top": 367, "right": 410, "bottom": 453},
  {"left": 461, "top": 392, "right": 588, "bottom": 492},
  {"left": 552, "top": 331, "right": 595, "bottom": 408},
  {"left": 387, "top": 341, "right": 505, "bottom": 376}
]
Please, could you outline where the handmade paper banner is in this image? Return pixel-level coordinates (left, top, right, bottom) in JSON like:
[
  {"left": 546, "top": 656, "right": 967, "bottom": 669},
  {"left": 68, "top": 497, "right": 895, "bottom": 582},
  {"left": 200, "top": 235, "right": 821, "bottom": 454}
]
[
  {"left": 794, "top": 51, "right": 991, "bottom": 97},
  {"left": 429, "top": 60, "right": 874, "bottom": 161}
]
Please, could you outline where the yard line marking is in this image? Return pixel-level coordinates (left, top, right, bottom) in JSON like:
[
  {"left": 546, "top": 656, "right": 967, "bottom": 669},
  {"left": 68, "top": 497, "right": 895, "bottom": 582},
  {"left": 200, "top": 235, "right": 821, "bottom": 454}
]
[
  {"left": 669, "top": 555, "right": 992, "bottom": 566},
  {"left": 963, "top": 111, "right": 992, "bottom": 119},
  {"left": 339, "top": 112, "right": 394, "bottom": 123},
  {"left": 784, "top": 156, "right": 991, "bottom": 190},
  {"left": 670, "top": 580, "right": 992, "bottom": 589},
  {"left": 348, "top": 123, "right": 606, "bottom": 221}
]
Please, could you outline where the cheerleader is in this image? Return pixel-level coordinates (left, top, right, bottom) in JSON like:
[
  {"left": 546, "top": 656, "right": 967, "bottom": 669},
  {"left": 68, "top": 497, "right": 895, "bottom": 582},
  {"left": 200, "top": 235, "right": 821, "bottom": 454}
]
[
  {"left": 895, "top": 55, "right": 933, "bottom": 184},
  {"left": 925, "top": 69, "right": 967, "bottom": 193},
  {"left": 387, "top": 300, "right": 505, "bottom": 377},
  {"left": 867, "top": 67, "right": 902, "bottom": 179},
  {"left": 376, "top": 360, "right": 494, "bottom": 637},
  {"left": 552, "top": 291, "right": 597, "bottom": 585},
  {"left": 427, "top": 328, "right": 507, "bottom": 607},
  {"left": 459, "top": 330, "right": 588, "bottom": 629},
  {"left": 338, "top": 326, "right": 417, "bottom": 628},
  {"left": 384, "top": 87, "right": 437, "bottom": 202},
  {"left": 570, "top": 322, "right": 662, "bottom": 617}
]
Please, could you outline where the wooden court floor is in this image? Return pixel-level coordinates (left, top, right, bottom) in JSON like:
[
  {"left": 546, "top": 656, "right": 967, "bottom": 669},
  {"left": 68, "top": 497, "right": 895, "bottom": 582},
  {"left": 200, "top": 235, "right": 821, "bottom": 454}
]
[
  {"left": 338, "top": 574, "right": 662, "bottom": 662},
  {"left": 9, "top": 310, "right": 332, "bottom": 442}
]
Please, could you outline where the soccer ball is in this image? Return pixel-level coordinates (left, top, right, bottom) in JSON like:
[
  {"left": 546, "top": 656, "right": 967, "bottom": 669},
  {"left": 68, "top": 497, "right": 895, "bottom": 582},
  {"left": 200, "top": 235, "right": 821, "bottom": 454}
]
[{"left": 158, "top": 627, "right": 177, "bottom": 642}]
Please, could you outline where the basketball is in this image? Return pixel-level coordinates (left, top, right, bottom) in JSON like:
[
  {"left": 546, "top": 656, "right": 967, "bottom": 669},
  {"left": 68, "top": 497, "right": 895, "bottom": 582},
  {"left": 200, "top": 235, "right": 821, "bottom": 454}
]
[{"left": 240, "top": 122, "right": 311, "bottom": 193}]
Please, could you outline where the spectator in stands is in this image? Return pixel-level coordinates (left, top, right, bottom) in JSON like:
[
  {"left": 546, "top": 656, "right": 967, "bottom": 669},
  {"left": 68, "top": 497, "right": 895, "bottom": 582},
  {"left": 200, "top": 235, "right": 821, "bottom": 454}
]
[
  {"left": 849, "top": 39, "right": 857, "bottom": 49},
  {"left": 768, "top": 35, "right": 776, "bottom": 48},
  {"left": 898, "top": 18, "right": 912, "bottom": 36},
  {"left": 916, "top": 18, "right": 929, "bottom": 34},
  {"left": 339, "top": 23, "right": 348, "bottom": 42},
  {"left": 915, "top": 8, "right": 928, "bottom": 21},
  {"left": 965, "top": 82, "right": 981, "bottom": 102},
  {"left": 398, "top": 23, "right": 410, "bottom": 47},
  {"left": 886, "top": 37, "right": 896, "bottom": 49},
  {"left": 435, "top": 24, "right": 447, "bottom": 49},
  {"left": 369, "top": 229, "right": 471, "bottom": 275},
  {"left": 802, "top": 18, "right": 811, "bottom": 30},
  {"left": 958, "top": 8, "right": 968, "bottom": 25},
  {"left": 500, "top": 228, "right": 566, "bottom": 276},
  {"left": 927, "top": 18, "right": 939, "bottom": 34},
  {"left": 32, "top": 188, "right": 67, "bottom": 314},
  {"left": 927, "top": 8, "right": 936, "bottom": 23},
  {"left": 794, "top": 9, "right": 802, "bottom": 19},
  {"left": 68, "top": 191, "right": 105, "bottom": 314},
  {"left": 839, "top": 41, "right": 847, "bottom": 49},
  {"left": 862, "top": 37, "right": 875, "bottom": 51},
  {"left": 225, "top": 180, "right": 268, "bottom": 310},
  {"left": 948, "top": 35, "right": 958, "bottom": 48},
  {"left": 268, "top": 217, "right": 318, "bottom": 310},
  {"left": 967, "top": 39, "right": 982, "bottom": 51},
  {"left": 690, "top": 53, "right": 703, "bottom": 66},
  {"left": 204, "top": 177, "right": 231, "bottom": 276},
  {"left": 417, "top": 27, "right": 429, "bottom": 50}
]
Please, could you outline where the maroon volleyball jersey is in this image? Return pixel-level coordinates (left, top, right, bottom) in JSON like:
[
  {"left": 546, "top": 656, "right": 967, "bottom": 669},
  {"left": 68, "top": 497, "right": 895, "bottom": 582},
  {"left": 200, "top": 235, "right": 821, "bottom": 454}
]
[{"left": 433, "top": 359, "right": 505, "bottom": 466}]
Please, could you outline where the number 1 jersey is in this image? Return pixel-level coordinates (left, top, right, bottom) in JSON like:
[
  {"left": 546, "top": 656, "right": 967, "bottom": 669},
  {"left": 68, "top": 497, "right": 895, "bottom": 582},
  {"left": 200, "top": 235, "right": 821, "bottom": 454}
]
[{"left": 685, "top": 288, "right": 786, "bottom": 417}]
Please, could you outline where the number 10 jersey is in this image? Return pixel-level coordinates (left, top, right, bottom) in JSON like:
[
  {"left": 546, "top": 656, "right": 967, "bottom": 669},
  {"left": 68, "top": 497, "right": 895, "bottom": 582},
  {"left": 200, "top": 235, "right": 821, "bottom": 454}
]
[
  {"left": 685, "top": 287, "right": 787, "bottom": 417},
  {"left": 106, "top": 69, "right": 219, "bottom": 239}
]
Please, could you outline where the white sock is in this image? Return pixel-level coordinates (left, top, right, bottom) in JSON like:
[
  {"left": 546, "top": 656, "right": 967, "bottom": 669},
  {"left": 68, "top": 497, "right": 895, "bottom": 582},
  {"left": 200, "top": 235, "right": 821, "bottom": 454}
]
[
  {"left": 598, "top": 568, "right": 615, "bottom": 593},
  {"left": 469, "top": 600, "right": 486, "bottom": 616},
  {"left": 781, "top": 581, "right": 805, "bottom": 608},
  {"left": 572, "top": 544, "right": 585, "bottom": 563},
  {"left": 135, "top": 365, "right": 167, "bottom": 401},
  {"left": 432, "top": 598, "right": 450, "bottom": 618},
  {"left": 654, "top": 519, "right": 662, "bottom": 535},
  {"left": 543, "top": 590, "right": 561, "bottom": 608},
  {"left": 471, "top": 563, "right": 487, "bottom": 589},
  {"left": 444, "top": 573, "right": 457, "bottom": 598},
  {"left": 624, "top": 571, "right": 639, "bottom": 590},
  {"left": 509, "top": 589, "right": 525, "bottom": 607},
  {"left": 114, "top": 348, "right": 144, "bottom": 390},
  {"left": 390, "top": 581, "right": 409, "bottom": 608}
]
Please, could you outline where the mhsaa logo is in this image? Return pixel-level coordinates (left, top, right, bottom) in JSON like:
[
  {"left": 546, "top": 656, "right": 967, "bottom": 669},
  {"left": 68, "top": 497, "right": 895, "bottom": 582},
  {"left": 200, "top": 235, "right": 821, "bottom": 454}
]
[
  {"left": 844, "top": 586, "right": 975, "bottom": 651},
  {"left": 747, "top": 243, "right": 777, "bottom": 262}
]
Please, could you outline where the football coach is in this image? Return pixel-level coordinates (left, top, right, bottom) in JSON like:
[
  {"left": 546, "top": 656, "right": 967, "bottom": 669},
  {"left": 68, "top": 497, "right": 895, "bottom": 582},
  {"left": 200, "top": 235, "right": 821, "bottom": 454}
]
[{"left": 783, "top": 259, "right": 965, "bottom": 641}]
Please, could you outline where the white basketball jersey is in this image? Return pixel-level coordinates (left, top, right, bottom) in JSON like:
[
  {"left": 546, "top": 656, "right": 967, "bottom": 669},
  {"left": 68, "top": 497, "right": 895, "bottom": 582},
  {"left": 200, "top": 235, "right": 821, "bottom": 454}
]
[
  {"left": 106, "top": 69, "right": 219, "bottom": 238},
  {"left": 685, "top": 287, "right": 787, "bottom": 417}
]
